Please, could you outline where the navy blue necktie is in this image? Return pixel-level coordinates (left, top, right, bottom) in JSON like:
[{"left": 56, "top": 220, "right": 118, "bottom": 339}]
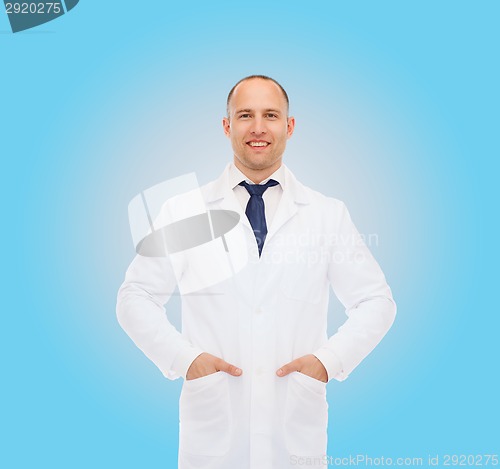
[{"left": 239, "top": 179, "right": 279, "bottom": 256}]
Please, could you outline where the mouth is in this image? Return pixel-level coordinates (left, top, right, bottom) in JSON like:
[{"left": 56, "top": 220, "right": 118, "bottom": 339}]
[{"left": 247, "top": 140, "right": 270, "bottom": 149}]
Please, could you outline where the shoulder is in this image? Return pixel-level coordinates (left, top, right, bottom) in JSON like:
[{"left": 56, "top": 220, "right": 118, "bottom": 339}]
[
  {"left": 285, "top": 166, "right": 347, "bottom": 212},
  {"left": 199, "top": 165, "right": 230, "bottom": 203}
]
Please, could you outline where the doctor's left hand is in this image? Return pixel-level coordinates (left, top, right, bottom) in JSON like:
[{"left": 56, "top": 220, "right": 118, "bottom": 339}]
[{"left": 276, "top": 354, "right": 328, "bottom": 383}]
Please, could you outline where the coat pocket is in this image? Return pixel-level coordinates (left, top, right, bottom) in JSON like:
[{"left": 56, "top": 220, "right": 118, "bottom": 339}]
[
  {"left": 284, "top": 372, "right": 328, "bottom": 456},
  {"left": 179, "top": 371, "right": 232, "bottom": 456}
]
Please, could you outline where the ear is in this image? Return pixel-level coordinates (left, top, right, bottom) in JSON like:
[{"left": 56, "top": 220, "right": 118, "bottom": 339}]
[
  {"left": 222, "top": 117, "right": 231, "bottom": 138},
  {"left": 286, "top": 116, "right": 296, "bottom": 139}
]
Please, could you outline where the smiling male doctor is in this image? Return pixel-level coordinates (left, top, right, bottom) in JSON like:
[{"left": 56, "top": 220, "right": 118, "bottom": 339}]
[{"left": 116, "top": 75, "right": 396, "bottom": 469}]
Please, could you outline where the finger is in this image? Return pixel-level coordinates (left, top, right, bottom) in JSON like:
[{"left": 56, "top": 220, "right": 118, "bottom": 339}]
[
  {"left": 276, "top": 359, "right": 300, "bottom": 377},
  {"left": 216, "top": 359, "right": 242, "bottom": 376}
]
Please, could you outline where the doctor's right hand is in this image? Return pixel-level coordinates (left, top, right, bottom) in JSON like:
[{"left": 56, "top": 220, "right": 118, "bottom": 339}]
[{"left": 185, "top": 352, "right": 243, "bottom": 380}]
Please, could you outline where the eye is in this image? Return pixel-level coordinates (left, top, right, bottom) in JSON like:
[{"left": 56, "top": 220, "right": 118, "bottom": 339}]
[
  {"left": 265, "top": 113, "right": 278, "bottom": 119},
  {"left": 239, "top": 114, "right": 251, "bottom": 119}
]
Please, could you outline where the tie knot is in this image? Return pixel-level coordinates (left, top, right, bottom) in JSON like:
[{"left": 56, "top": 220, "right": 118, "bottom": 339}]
[{"left": 239, "top": 179, "right": 279, "bottom": 197}]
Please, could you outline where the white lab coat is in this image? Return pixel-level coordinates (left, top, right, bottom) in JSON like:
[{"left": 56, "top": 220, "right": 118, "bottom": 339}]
[{"left": 116, "top": 163, "right": 396, "bottom": 469}]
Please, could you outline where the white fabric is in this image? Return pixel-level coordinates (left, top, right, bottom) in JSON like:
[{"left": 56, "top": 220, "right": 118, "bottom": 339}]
[{"left": 116, "top": 163, "right": 396, "bottom": 469}]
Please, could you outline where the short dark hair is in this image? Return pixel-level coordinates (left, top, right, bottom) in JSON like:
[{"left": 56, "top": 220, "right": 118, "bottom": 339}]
[{"left": 226, "top": 75, "right": 289, "bottom": 117}]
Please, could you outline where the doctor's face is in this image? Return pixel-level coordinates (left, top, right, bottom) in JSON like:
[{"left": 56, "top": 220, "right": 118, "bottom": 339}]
[{"left": 223, "top": 78, "right": 295, "bottom": 174}]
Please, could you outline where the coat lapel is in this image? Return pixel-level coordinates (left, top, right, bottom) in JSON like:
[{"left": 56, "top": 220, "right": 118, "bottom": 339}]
[
  {"left": 265, "top": 165, "right": 310, "bottom": 245},
  {"left": 201, "top": 163, "right": 311, "bottom": 248},
  {"left": 201, "top": 163, "right": 252, "bottom": 233}
]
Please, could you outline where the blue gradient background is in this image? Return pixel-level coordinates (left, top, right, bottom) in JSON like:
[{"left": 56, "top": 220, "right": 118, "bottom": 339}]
[{"left": 1, "top": 1, "right": 498, "bottom": 467}]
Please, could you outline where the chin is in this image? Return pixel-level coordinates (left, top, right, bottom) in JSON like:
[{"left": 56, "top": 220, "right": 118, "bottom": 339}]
[
  {"left": 235, "top": 152, "right": 282, "bottom": 172},
  {"left": 247, "top": 161, "right": 275, "bottom": 171}
]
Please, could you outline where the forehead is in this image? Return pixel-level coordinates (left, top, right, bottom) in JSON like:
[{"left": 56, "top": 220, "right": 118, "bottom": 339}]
[{"left": 230, "top": 79, "right": 287, "bottom": 112}]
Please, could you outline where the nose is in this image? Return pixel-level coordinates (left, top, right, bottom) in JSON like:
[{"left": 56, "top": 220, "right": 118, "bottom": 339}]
[{"left": 250, "top": 116, "right": 266, "bottom": 135}]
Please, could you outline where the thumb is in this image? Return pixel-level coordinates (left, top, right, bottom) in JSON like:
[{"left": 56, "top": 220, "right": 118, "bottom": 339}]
[
  {"left": 217, "top": 359, "right": 242, "bottom": 377},
  {"left": 276, "top": 359, "right": 299, "bottom": 378}
]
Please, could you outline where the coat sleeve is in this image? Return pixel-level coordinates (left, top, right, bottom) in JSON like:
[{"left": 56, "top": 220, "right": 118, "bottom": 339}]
[
  {"left": 116, "top": 253, "right": 204, "bottom": 380},
  {"left": 313, "top": 200, "right": 397, "bottom": 382}
]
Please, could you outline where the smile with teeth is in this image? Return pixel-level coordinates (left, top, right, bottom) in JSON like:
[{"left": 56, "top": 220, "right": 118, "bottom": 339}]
[{"left": 248, "top": 141, "right": 269, "bottom": 147}]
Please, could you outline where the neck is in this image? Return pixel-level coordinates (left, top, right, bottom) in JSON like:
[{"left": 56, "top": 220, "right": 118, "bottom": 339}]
[{"left": 234, "top": 158, "right": 282, "bottom": 184}]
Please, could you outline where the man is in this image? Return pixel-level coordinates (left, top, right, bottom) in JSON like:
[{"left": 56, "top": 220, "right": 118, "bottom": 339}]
[{"left": 116, "top": 75, "right": 396, "bottom": 469}]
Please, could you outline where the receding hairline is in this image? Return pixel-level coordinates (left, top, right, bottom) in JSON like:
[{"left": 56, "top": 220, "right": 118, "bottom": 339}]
[{"left": 226, "top": 75, "right": 290, "bottom": 117}]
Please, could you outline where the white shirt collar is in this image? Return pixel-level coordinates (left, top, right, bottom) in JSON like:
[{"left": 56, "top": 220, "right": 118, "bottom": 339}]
[{"left": 229, "top": 162, "right": 285, "bottom": 189}]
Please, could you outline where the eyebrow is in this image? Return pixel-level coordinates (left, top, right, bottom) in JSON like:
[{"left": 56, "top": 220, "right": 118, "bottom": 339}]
[{"left": 235, "top": 108, "right": 282, "bottom": 114}]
